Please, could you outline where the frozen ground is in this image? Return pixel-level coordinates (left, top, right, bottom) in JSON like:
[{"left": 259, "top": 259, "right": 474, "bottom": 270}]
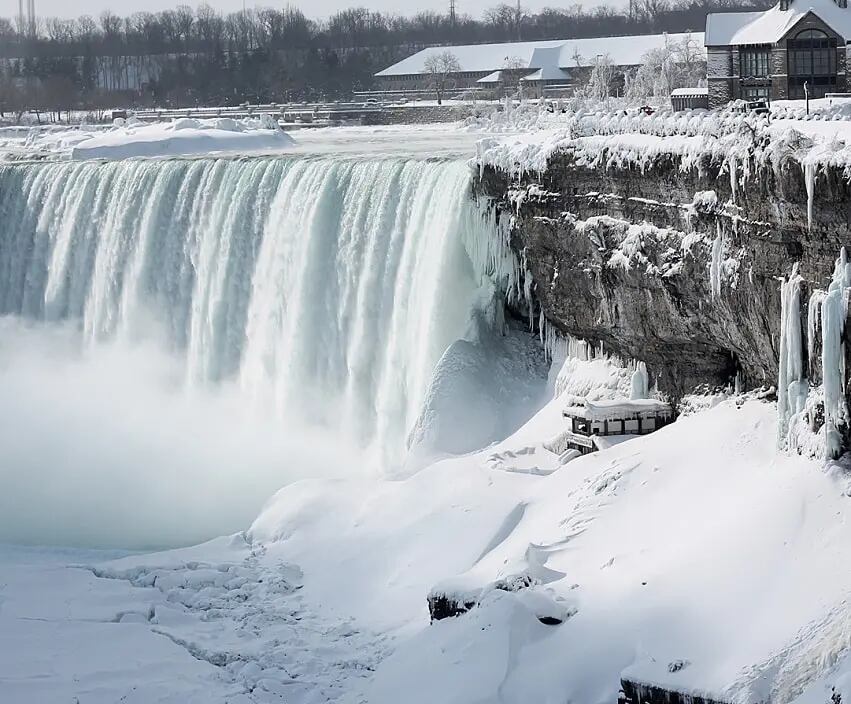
[
  {"left": 3, "top": 354, "right": 850, "bottom": 703},
  {"left": 0, "top": 116, "right": 295, "bottom": 161},
  {"left": 0, "top": 120, "right": 486, "bottom": 162}
]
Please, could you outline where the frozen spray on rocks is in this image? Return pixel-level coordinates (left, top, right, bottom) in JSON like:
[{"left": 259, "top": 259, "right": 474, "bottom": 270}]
[{"left": 778, "top": 249, "right": 851, "bottom": 459}]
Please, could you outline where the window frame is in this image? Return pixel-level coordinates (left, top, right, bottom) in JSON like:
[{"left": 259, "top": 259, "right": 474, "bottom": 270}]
[{"left": 787, "top": 28, "right": 838, "bottom": 99}]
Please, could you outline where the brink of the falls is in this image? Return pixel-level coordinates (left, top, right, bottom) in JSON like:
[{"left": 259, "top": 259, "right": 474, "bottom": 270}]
[{"left": 0, "top": 155, "right": 535, "bottom": 469}]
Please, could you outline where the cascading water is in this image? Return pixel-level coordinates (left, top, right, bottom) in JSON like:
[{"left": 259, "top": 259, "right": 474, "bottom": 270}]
[{"left": 0, "top": 154, "right": 518, "bottom": 469}]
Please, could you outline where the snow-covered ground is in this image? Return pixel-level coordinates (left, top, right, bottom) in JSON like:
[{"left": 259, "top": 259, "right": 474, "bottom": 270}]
[
  {"left": 0, "top": 118, "right": 493, "bottom": 163},
  {"left": 3, "top": 355, "right": 850, "bottom": 703},
  {"left": 0, "top": 116, "right": 295, "bottom": 161}
]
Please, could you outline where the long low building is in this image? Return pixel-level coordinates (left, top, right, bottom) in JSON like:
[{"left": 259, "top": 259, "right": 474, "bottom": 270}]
[{"left": 375, "top": 32, "right": 706, "bottom": 92}]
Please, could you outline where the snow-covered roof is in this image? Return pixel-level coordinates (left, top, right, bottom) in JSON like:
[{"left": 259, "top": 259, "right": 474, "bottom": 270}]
[
  {"left": 671, "top": 86, "right": 709, "bottom": 96},
  {"left": 376, "top": 32, "right": 706, "bottom": 77},
  {"left": 705, "top": 0, "right": 851, "bottom": 45},
  {"left": 477, "top": 70, "right": 504, "bottom": 84},
  {"left": 520, "top": 66, "right": 572, "bottom": 82},
  {"left": 563, "top": 398, "right": 673, "bottom": 421}
]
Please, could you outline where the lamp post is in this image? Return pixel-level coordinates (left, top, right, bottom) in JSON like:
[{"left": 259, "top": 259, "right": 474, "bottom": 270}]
[{"left": 804, "top": 80, "right": 810, "bottom": 114}]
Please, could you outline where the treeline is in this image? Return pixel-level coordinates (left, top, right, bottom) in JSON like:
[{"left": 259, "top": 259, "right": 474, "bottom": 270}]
[{"left": 0, "top": 0, "right": 771, "bottom": 117}]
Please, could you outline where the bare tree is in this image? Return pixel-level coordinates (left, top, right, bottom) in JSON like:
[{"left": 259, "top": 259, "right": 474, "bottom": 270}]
[
  {"left": 422, "top": 50, "right": 461, "bottom": 105},
  {"left": 639, "top": 0, "right": 670, "bottom": 28}
]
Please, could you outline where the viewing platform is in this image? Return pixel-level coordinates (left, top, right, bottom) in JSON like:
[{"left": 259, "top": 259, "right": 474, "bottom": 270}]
[{"left": 560, "top": 398, "right": 674, "bottom": 455}]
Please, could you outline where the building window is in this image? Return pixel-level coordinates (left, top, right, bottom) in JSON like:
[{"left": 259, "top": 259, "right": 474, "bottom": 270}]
[
  {"left": 788, "top": 28, "right": 837, "bottom": 98},
  {"left": 744, "top": 86, "right": 770, "bottom": 100},
  {"left": 740, "top": 46, "right": 771, "bottom": 77}
]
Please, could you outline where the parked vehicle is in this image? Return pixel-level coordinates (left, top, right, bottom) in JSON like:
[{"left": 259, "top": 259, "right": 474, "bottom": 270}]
[{"left": 746, "top": 100, "right": 770, "bottom": 114}]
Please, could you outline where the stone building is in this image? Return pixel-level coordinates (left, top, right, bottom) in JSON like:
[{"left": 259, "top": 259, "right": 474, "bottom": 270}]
[{"left": 705, "top": 0, "right": 851, "bottom": 107}]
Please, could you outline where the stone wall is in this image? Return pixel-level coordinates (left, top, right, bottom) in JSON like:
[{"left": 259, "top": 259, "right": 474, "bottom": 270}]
[
  {"left": 361, "top": 104, "right": 479, "bottom": 125},
  {"left": 706, "top": 47, "right": 732, "bottom": 107}
]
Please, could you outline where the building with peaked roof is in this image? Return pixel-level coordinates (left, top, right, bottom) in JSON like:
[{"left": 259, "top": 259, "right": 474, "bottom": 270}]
[
  {"left": 375, "top": 32, "right": 705, "bottom": 94},
  {"left": 705, "top": 0, "right": 851, "bottom": 107}
]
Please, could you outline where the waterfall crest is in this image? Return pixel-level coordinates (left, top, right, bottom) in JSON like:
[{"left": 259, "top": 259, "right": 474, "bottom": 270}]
[{"left": 0, "top": 155, "right": 514, "bottom": 466}]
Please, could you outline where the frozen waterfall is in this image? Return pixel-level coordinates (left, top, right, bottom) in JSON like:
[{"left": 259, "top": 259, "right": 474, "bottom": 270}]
[{"left": 0, "top": 155, "right": 518, "bottom": 467}]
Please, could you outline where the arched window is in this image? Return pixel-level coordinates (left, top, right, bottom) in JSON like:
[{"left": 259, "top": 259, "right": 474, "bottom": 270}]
[{"left": 788, "top": 28, "right": 837, "bottom": 99}]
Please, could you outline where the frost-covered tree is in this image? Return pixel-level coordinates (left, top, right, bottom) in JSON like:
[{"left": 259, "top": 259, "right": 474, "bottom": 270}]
[
  {"left": 624, "top": 35, "right": 706, "bottom": 102},
  {"left": 422, "top": 50, "right": 462, "bottom": 105},
  {"left": 585, "top": 54, "right": 616, "bottom": 101}
]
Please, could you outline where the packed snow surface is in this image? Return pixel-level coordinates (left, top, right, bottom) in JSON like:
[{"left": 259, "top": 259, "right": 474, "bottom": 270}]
[
  {"left": 3, "top": 384, "right": 850, "bottom": 703},
  {"left": 0, "top": 122, "right": 485, "bottom": 161}
]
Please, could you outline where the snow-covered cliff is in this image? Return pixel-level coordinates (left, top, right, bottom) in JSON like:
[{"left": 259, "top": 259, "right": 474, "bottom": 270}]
[{"left": 475, "top": 118, "right": 851, "bottom": 456}]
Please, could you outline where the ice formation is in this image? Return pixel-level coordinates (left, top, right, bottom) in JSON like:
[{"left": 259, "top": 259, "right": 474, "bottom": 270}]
[
  {"left": 806, "top": 288, "right": 825, "bottom": 377},
  {"left": 820, "top": 248, "right": 851, "bottom": 458},
  {"left": 777, "top": 264, "right": 807, "bottom": 447},
  {"left": 630, "top": 361, "right": 649, "bottom": 400},
  {"left": 804, "top": 161, "right": 816, "bottom": 232},
  {"left": 0, "top": 155, "right": 518, "bottom": 467},
  {"left": 780, "top": 249, "right": 851, "bottom": 458},
  {"left": 709, "top": 230, "right": 723, "bottom": 299}
]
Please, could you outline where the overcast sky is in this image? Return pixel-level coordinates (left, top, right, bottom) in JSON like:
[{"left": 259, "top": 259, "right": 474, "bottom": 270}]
[{"left": 12, "top": 0, "right": 621, "bottom": 24}]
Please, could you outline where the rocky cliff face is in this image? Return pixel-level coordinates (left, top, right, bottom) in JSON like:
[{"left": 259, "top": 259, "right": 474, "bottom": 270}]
[{"left": 475, "top": 140, "right": 851, "bottom": 403}]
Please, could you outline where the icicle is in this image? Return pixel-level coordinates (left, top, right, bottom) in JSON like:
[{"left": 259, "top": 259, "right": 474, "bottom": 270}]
[
  {"left": 522, "top": 270, "right": 534, "bottom": 330},
  {"left": 728, "top": 154, "right": 737, "bottom": 204},
  {"left": 803, "top": 161, "right": 816, "bottom": 232},
  {"left": 777, "top": 264, "right": 807, "bottom": 448},
  {"left": 821, "top": 247, "right": 851, "bottom": 458},
  {"left": 709, "top": 226, "right": 723, "bottom": 299},
  {"left": 807, "top": 288, "right": 826, "bottom": 378}
]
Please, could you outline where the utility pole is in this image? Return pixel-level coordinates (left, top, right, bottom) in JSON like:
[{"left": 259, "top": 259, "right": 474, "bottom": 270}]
[
  {"left": 516, "top": 0, "right": 521, "bottom": 41},
  {"left": 28, "top": 0, "right": 35, "bottom": 37},
  {"left": 449, "top": 0, "right": 456, "bottom": 28}
]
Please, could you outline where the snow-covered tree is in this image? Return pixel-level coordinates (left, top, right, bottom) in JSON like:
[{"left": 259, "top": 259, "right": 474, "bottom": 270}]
[
  {"left": 585, "top": 54, "right": 616, "bottom": 101},
  {"left": 624, "top": 34, "right": 706, "bottom": 102},
  {"left": 422, "top": 50, "right": 462, "bottom": 105}
]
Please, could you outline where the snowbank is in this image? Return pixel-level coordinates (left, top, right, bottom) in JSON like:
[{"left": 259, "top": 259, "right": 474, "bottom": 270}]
[
  {"left": 246, "top": 381, "right": 851, "bottom": 704},
  {"left": 70, "top": 116, "right": 295, "bottom": 160},
  {"left": 3, "top": 357, "right": 851, "bottom": 703}
]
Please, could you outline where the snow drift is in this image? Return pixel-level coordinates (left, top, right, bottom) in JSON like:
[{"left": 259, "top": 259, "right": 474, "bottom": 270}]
[
  {"left": 70, "top": 116, "right": 295, "bottom": 160},
  {"left": 249, "top": 388, "right": 851, "bottom": 704}
]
